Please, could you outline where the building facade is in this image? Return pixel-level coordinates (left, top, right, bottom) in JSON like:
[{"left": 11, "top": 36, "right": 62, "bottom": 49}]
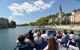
[
  {"left": 70, "top": 9, "right": 80, "bottom": 22},
  {"left": 0, "top": 18, "right": 9, "bottom": 29}
]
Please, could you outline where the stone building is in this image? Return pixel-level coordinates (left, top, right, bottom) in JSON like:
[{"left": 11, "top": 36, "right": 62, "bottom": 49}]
[
  {"left": 70, "top": 9, "right": 80, "bottom": 22},
  {"left": 0, "top": 18, "right": 9, "bottom": 29}
]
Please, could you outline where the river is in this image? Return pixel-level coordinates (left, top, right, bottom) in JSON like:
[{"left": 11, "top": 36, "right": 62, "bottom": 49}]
[{"left": 0, "top": 26, "right": 40, "bottom": 50}]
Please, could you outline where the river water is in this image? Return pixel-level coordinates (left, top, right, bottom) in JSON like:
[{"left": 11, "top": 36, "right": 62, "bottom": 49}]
[{"left": 0, "top": 26, "right": 40, "bottom": 50}]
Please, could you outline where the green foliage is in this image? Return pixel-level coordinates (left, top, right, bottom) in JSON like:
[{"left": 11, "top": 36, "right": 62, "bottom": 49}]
[
  {"left": 29, "top": 22, "right": 36, "bottom": 26},
  {"left": 63, "top": 13, "right": 71, "bottom": 17},
  {"left": 35, "top": 14, "right": 57, "bottom": 26},
  {"left": 10, "top": 21, "right": 16, "bottom": 28},
  {"left": 71, "top": 22, "right": 80, "bottom": 25},
  {"left": 28, "top": 13, "right": 71, "bottom": 26}
]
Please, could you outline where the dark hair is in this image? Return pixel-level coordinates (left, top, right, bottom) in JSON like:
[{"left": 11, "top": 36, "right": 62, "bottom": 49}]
[
  {"left": 38, "top": 29, "right": 41, "bottom": 32},
  {"left": 35, "top": 30, "right": 37, "bottom": 33},
  {"left": 42, "top": 29, "right": 46, "bottom": 34},
  {"left": 25, "top": 33, "right": 29, "bottom": 38},
  {"left": 64, "top": 30, "right": 67, "bottom": 35},
  {"left": 28, "top": 30, "right": 34, "bottom": 42},
  {"left": 79, "top": 34, "right": 80, "bottom": 36},
  {"left": 70, "top": 30, "right": 74, "bottom": 34},
  {"left": 18, "top": 35, "right": 25, "bottom": 44}
]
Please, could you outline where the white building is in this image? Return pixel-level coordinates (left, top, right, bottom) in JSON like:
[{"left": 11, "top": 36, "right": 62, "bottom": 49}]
[{"left": 70, "top": 9, "right": 80, "bottom": 22}]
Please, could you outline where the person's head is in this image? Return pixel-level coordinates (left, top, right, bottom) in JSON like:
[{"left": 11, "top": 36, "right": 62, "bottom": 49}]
[
  {"left": 37, "top": 30, "right": 41, "bottom": 37},
  {"left": 25, "top": 33, "right": 29, "bottom": 38},
  {"left": 52, "top": 29, "right": 55, "bottom": 32},
  {"left": 70, "top": 30, "right": 74, "bottom": 34},
  {"left": 29, "top": 30, "right": 32, "bottom": 34},
  {"left": 28, "top": 30, "right": 34, "bottom": 41},
  {"left": 35, "top": 30, "right": 38, "bottom": 33},
  {"left": 64, "top": 30, "right": 67, "bottom": 35},
  {"left": 48, "top": 36, "right": 58, "bottom": 50},
  {"left": 41, "top": 29, "right": 46, "bottom": 34},
  {"left": 18, "top": 35, "right": 25, "bottom": 44},
  {"left": 57, "top": 31, "right": 61, "bottom": 34}
]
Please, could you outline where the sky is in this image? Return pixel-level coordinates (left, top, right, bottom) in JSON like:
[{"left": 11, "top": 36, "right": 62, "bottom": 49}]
[{"left": 0, "top": 0, "right": 80, "bottom": 24}]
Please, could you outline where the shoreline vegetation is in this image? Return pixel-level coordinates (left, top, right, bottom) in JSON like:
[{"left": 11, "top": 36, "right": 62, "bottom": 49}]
[
  {"left": 1, "top": 12, "right": 80, "bottom": 29},
  {"left": 0, "top": 18, "right": 16, "bottom": 29},
  {"left": 18, "top": 12, "right": 80, "bottom": 26}
]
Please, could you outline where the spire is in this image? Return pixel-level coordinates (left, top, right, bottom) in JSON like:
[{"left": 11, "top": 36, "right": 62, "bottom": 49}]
[
  {"left": 59, "top": 3, "right": 62, "bottom": 13},
  {"left": 58, "top": 0, "right": 63, "bottom": 18}
]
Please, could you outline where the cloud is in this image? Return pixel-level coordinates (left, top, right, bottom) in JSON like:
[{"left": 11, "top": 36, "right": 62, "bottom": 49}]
[{"left": 8, "top": 0, "right": 54, "bottom": 16}]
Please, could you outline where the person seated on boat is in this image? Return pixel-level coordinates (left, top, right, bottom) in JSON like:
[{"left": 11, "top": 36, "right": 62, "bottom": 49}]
[
  {"left": 67, "top": 30, "right": 76, "bottom": 46},
  {"left": 34, "top": 30, "right": 43, "bottom": 50},
  {"left": 14, "top": 35, "right": 33, "bottom": 50},
  {"left": 28, "top": 30, "right": 35, "bottom": 48},
  {"left": 76, "top": 34, "right": 80, "bottom": 50},
  {"left": 34, "top": 30, "right": 38, "bottom": 38},
  {"left": 28, "top": 30, "right": 34, "bottom": 43},
  {"left": 16, "top": 33, "right": 29, "bottom": 43},
  {"left": 43, "top": 35, "right": 58, "bottom": 50},
  {"left": 56, "top": 31, "right": 62, "bottom": 39},
  {"left": 48, "top": 29, "right": 56, "bottom": 38},
  {"left": 41, "top": 29, "right": 48, "bottom": 48},
  {"left": 25, "top": 33, "right": 35, "bottom": 48},
  {"left": 61, "top": 30, "right": 69, "bottom": 47}
]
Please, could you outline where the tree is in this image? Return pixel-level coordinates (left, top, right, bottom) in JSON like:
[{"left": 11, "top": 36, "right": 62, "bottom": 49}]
[{"left": 9, "top": 21, "right": 16, "bottom": 28}]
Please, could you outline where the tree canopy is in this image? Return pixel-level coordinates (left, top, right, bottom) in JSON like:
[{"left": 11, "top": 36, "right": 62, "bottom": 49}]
[{"left": 9, "top": 21, "right": 16, "bottom": 28}]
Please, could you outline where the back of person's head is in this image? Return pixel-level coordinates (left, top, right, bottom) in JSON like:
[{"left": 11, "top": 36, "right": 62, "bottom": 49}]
[
  {"left": 42, "top": 29, "right": 46, "bottom": 34},
  {"left": 48, "top": 36, "right": 58, "bottom": 50},
  {"left": 18, "top": 35, "right": 25, "bottom": 44},
  {"left": 28, "top": 30, "right": 33, "bottom": 36},
  {"left": 25, "top": 33, "right": 29, "bottom": 38},
  {"left": 58, "top": 31, "right": 61, "bottom": 35},
  {"left": 35, "top": 30, "right": 38, "bottom": 33},
  {"left": 29, "top": 30, "right": 32, "bottom": 34},
  {"left": 52, "top": 29, "right": 55, "bottom": 32},
  {"left": 64, "top": 30, "right": 67, "bottom": 35},
  {"left": 70, "top": 30, "right": 74, "bottom": 34},
  {"left": 37, "top": 30, "right": 41, "bottom": 37},
  {"left": 28, "top": 30, "right": 34, "bottom": 42}
]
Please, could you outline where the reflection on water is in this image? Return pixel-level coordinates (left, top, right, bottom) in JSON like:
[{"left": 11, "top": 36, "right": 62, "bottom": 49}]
[{"left": 0, "top": 26, "right": 39, "bottom": 50}]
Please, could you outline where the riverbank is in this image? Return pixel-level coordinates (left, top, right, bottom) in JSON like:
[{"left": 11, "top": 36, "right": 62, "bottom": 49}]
[{"left": 43, "top": 25, "right": 80, "bottom": 31}]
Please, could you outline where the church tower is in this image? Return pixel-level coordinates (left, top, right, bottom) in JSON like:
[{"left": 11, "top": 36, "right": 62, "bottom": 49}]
[{"left": 58, "top": 1, "right": 64, "bottom": 18}]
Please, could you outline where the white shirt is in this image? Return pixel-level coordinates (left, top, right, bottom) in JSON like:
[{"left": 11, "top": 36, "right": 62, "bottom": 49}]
[
  {"left": 33, "top": 33, "right": 37, "bottom": 38},
  {"left": 41, "top": 34, "right": 48, "bottom": 41},
  {"left": 34, "top": 37, "right": 42, "bottom": 44},
  {"left": 69, "top": 34, "right": 75, "bottom": 39}
]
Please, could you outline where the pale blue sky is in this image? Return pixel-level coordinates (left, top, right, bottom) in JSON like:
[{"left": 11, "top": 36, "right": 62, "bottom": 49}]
[{"left": 0, "top": 0, "right": 80, "bottom": 24}]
